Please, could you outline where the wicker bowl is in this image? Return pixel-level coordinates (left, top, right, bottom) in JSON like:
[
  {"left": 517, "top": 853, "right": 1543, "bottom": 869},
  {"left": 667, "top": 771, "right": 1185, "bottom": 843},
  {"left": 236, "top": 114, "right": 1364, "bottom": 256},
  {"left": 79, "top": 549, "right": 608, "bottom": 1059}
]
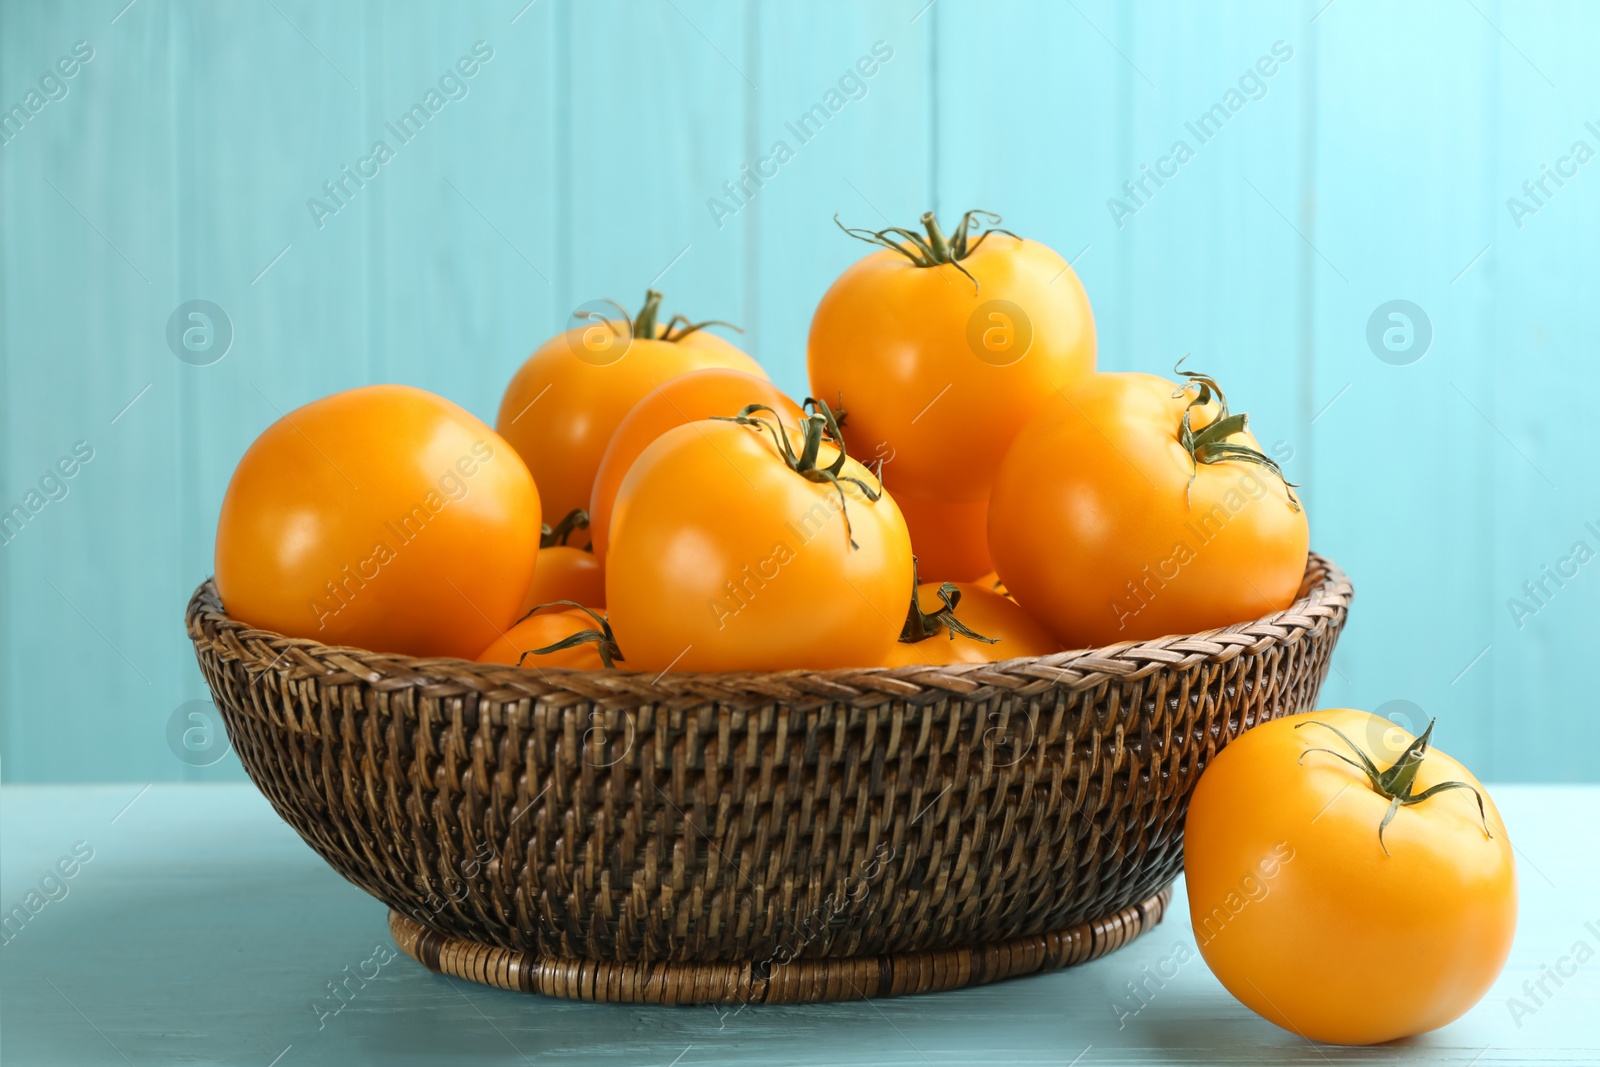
[{"left": 186, "top": 553, "right": 1350, "bottom": 1004}]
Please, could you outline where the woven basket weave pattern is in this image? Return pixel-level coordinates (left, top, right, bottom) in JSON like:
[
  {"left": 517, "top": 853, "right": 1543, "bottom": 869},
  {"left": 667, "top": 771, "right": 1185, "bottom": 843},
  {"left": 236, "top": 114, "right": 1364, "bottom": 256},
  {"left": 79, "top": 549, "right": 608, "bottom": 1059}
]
[{"left": 187, "top": 554, "right": 1349, "bottom": 989}]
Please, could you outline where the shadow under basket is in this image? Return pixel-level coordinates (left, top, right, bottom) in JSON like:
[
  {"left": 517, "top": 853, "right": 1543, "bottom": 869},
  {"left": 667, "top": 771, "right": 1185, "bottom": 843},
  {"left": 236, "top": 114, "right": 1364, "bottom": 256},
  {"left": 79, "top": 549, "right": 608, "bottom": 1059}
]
[{"left": 186, "top": 554, "right": 1351, "bottom": 1005}]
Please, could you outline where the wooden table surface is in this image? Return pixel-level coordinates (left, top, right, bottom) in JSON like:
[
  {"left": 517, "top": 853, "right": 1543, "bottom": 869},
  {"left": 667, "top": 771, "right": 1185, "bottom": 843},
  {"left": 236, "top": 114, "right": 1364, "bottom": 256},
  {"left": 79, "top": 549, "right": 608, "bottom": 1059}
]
[{"left": 2, "top": 784, "right": 1594, "bottom": 1066}]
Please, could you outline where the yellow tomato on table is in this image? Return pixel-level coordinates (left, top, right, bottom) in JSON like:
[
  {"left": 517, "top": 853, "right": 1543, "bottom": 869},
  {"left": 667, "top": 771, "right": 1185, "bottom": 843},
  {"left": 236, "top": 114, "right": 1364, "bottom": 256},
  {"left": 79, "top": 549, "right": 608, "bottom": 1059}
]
[{"left": 1183, "top": 709, "right": 1516, "bottom": 1046}]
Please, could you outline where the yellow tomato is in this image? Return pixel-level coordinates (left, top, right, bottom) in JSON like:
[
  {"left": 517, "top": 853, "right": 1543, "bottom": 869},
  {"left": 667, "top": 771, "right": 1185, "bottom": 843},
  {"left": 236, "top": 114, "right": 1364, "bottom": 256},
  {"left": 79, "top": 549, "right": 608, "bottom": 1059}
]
[
  {"left": 975, "top": 570, "right": 1012, "bottom": 600},
  {"left": 519, "top": 508, "right": 604, "bottom": 614},
  {"left": 887, "top": 483, "right": 992, "bottom": 583},
  {"left": 606, "top": 408, "right": 912, "bottom": 672},
  {"left": 883, "top": 581, "right": 1057, "bottom": 666},
  {"left": 1184, "top": 709, "right": 1516, "bottom": 1045},
  {"left": 989, "top": 366, "right": 1307, "bottom": 648},
  {"left": 521, "top": 546, "right": 603, "bottom": 616},
  {"left": 589, "top": 368, "right": 802, "bottom": 564},
  {"left": 476, "top": 608, "right": 613, "bottom": 669},
  {"left": 809, "top": 210, "right": 1095, "bottom": 502},
  {"left": 496, "top": 290, "right": 764, "bottom": 521},
  {"left": 215, "top": 384, "right": 540, "bottom": 658}
]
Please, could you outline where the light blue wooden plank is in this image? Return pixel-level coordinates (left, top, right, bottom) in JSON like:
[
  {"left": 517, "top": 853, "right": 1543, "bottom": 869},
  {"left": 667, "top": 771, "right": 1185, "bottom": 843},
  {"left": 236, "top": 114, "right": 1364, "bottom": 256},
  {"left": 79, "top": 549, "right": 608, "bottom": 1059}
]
[
  {"left": 1482, "top": 0, "right": 1600, "bottom": 781},
  {"left": 0, "top": 0, "right": 182, "bottom": 781},
  {"left": 1110, "top": 2, "right": 1308, "bottom": 437},
  {"left": 561, "top": 0, "right": 749, "bottom": 359},
  {"left": 1306, "top": 0, "right": 1502, "bottom": 773},
  {"left": 2, "top": 783, "right": 1592, "bottom": 1064},
  {"left": 362, "top": 0, "right": 558, "bottom": 426},
  {"left": 745, "top": 0, "right": 934, "bottom": 400},
  {"left": 935, "top": 0, "right": 1124, "bottom": 375}
]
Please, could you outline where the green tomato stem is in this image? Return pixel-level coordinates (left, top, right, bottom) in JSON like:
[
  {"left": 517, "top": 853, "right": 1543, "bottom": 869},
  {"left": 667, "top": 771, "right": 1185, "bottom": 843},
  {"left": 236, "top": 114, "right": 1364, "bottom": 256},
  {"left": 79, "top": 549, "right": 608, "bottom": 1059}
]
[
  {"left": 1294, "top": 717, "right": 1493, "bottom": 856},
  {"left": 832, "top": 209, "right": 1018, "bottom": 289},
  {"left": 897, "top": 557, "right": 997, "bottom": 645},
  {"left": 1172, "top": 357, "right": 1303, "bottom": 512}
]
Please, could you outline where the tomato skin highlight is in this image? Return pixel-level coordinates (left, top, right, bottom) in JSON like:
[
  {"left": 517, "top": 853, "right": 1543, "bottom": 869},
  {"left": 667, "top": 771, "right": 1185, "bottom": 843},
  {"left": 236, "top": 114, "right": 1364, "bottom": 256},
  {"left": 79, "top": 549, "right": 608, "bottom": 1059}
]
[
  {"left": 1183, "top": 709, "right": 1517, "bottom": 1046},
  {"left": 882, "top": 582, "right": 1058, "bottom": 667},
  {"left": 477, "top": 609, "right": 605, "bottom": 669},
  {"left": 520, "top": 546, "right": 604, "bottom": 615},
  {"left": 589, "top": 368, "right": 802, "bottom": 564},
  {"left": 215, "top": 384, "right": 541, "bottom": 659},
  {"left": 988, "top": 371, "right": 1308, "bottom": 648},
  {"left": 605, "top": 419, "right": 913, "bottom": 673},
  {"left": 808, "top": 232, "right": 1095, "bottom": 502},
  {"left": 496, "top": 319, "right": 763, "bottom": 523}
]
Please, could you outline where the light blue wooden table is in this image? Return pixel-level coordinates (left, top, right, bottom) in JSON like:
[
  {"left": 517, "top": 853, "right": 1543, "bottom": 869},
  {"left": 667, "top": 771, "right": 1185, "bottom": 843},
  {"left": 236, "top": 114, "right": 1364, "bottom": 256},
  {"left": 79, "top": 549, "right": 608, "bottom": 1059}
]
[{"left": 2, "top": 783, "right": 1593, "bottom": 1065}]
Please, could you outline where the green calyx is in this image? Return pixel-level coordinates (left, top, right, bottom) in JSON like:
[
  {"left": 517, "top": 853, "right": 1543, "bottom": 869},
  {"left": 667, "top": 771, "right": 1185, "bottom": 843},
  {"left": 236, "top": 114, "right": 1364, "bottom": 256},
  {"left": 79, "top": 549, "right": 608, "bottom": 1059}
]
[
  {"left": 898, "top": 558, "right": 997, "bottom": 645},
  {"left": 834, "top": 209, "right": 1017, "bottom": 289},
  {"left": 1295, "top": 718, "right": 1493, "bottom": 856},
  {"left": 581, "top": 290, "right": 743, "bottom": 345},
  {"left": 713, "top": 397, "right": 880, "bottom": 549},
  {"left": 630, "top": 289, "right": 742, "bottom": 343},
  {"left": 539, "top": 507, "right": 590, "bottom": 549},
  {"left": 517, "top": 601, "right": 623, "bottom": 670},
  {"left": 1171, "top": 357, "right": 1302, "bottom": 512}
]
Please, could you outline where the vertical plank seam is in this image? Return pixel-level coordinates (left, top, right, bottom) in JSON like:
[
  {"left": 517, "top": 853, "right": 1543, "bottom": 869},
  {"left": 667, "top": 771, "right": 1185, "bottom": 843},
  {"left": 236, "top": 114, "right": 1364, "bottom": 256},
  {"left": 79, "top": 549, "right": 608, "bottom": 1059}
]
[
  {"left": 742, "top": 0, "right": 760, "bottom": 358},
  {"left": 1, "top": 6, "right": 20, "bottom": 774},
  {"left": 927, "top": 0, "right": 940, "bottom": 217},
  {"left": 170, "top": 0, "right": 196, "bottom": 783},
  {"left": 0, "top": 6, "right": 9, "bottom": 778},
  {"left": 363, "top": 0, "right": 382, "bottom": 386},
  {"left": 1296, "top": 0, "right": 1319, "bottom": 522},
  {"left": 1482, "top": 0, "right": 1503, "bottom": 777},
  {"left": 1111, "top": 0, "right": 1134, "bottom": 371},
  {"left": 553, "top": 0, "right": 573, "bottom": 323}
]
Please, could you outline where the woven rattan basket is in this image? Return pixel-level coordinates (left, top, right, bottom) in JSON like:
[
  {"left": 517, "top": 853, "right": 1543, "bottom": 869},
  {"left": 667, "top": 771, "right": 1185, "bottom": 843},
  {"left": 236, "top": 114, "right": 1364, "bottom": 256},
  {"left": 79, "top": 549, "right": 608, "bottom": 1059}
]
[{"left": 186, "top": 553, "right": 1350, "bottom": 1005}]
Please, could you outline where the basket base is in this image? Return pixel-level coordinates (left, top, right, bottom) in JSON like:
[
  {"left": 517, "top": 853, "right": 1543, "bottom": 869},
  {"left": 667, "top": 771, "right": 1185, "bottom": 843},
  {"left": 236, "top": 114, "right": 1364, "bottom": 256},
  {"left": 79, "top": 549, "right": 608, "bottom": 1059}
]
[{"left": 389, "top": 884, "right": 1172, "bottom": 1005}]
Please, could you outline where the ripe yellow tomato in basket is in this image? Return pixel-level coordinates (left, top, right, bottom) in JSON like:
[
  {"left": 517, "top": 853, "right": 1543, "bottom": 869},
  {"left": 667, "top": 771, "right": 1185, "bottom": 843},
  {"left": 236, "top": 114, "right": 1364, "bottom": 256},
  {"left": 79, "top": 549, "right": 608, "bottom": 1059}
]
[
  {"left": 809, "top": 210, "right": 1096, "bottom": 503},
  {"left": 215, "top": 384, "right": 540, "bottom": 659},
  {"left": 497, "top": 290, "right": 764, "bottom": 523},
  {"left": 588, "top": 367, "right": 803, "bottom": 565},
  {"left": 881, "top": 577, "right": 1057, "bottom": 667},
  {"left": 518, "top": 507, "right": 604, "bottom": 614},
  {"left": 989, "top": 364, "right": 1308, "bottom": 649},
  {"left": 605, "top": 403, "right": 912, "bottom": 672}
]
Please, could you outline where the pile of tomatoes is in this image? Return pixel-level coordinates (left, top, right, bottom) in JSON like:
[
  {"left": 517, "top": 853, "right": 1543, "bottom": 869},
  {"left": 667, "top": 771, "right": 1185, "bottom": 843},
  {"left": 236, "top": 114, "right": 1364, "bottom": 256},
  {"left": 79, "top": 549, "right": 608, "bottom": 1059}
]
[
  {"left": 214, "top": 209, "right": 1309, "bottom": 673},
  {"left": 211, "top": 209, "right": 1516, "bottom": 1048}
]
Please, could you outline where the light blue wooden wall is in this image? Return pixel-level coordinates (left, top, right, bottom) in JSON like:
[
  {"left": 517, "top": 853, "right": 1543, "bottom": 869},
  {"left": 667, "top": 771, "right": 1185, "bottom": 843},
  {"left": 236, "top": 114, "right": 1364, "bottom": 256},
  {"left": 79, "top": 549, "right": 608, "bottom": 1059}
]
[{"left": 1, "top": 0, "right": 1594, "bottom": 783}]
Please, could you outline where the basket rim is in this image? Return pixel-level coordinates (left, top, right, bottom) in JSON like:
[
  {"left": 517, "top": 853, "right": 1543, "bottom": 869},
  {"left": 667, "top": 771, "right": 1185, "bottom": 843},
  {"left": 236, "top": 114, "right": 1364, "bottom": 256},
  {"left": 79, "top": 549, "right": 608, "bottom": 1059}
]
[{"left": 185, "top": 553, "right": 1351, "bottom": 708}]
